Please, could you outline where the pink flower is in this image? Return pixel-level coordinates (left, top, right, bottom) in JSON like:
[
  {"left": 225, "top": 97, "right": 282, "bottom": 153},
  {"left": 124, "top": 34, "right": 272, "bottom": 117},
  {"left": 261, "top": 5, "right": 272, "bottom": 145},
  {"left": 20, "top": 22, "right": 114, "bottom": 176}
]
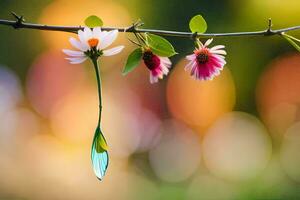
[
  {"left": 185, "top": 38, "right": 226, "bottom": 80},
  {"left": 142, "top": 49, "right": 171, "bottom": 84}
]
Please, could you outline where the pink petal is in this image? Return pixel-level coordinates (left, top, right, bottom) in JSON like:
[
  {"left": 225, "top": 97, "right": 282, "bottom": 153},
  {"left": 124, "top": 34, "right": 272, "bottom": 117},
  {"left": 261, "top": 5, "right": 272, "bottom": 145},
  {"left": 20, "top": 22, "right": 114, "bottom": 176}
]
[
  {"left": 185, "top": 61, "right": 196, "bottom": 71},
  {"left": 186, "top": 54, "right": 196, "bottom": 61}
]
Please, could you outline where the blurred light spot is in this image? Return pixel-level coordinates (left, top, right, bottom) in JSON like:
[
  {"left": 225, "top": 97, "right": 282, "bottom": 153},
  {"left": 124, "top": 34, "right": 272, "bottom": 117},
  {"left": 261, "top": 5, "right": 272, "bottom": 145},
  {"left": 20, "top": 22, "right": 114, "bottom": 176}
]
[
  {"left": 50, "top": 85, "right": 98, "bottom": 144},
  {"left": 12, "top": 108, "right": 41, "bottom": 140},
  {"left": 257, "top": 54, "right": 300, "bottom": 138},
  {"left": 102, "top": 86, "right": 142, "bottom": 158},
  {"left": 39, "top": 0, "right": 131, "bottom": 49},
  {"left": 149, "top": 120, "right": 201, "bottom": 182},
  {"left": 0, "top": 151, "right": 26, "bottom": 197},
  {"left": 117, "top": 64, "right": 167, "bottom": 116},
  {"left": 128, "top": 173, "right": 159, "bottom": 200},
  {"left": 26, "top": 51, "right": 88, "bottom": 117},
  {"left": 0, "top": 107, "right": 40, "bottom": 150},
  {"left": 167, "top": 59, "right": 235, "bottom": 134},
  {"left": 186, "top": 174, "right": 238, "bottom": 200},
  {"left": 253, "top": 156, "right": 292, "bottom": 199},
  {"left": 280, "top": 122, "right": 300, "bottom": 182},
  {"left": 238, "top": 0, "right": 300, "bottom": 26},
  {"left": 50, "top": 81, "right": 142, "bottom": 159},
  {"left": 0, "top": 66, "right": 22, "bottom": 115},
  {"left": 203, "top": 112, "right": 272, "bottom": 181},
  {"left": 134, "top": 109, "right": 162, "bottom": 153},
  {"left": 0, "top": 91, "right": 40, "bottom": 196},
  {"left": 21, "top": 134, "right": 134, "bottom": 199},
  {"left": 101, "top": 68, "right": 164, "bottom": 156}
]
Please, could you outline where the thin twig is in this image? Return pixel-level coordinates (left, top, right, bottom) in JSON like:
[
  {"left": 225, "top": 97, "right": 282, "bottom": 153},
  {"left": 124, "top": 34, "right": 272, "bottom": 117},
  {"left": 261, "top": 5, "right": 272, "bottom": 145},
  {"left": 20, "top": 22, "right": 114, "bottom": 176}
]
[{"left": 0, "top": 15, "right": 300, "bottom": 38}]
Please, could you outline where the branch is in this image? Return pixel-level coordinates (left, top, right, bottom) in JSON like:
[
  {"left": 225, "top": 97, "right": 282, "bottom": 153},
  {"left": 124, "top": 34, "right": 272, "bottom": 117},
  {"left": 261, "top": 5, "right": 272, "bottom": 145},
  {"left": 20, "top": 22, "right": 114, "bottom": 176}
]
[{"left": 1, "top": 13, "right": 300, "bottom": 38}]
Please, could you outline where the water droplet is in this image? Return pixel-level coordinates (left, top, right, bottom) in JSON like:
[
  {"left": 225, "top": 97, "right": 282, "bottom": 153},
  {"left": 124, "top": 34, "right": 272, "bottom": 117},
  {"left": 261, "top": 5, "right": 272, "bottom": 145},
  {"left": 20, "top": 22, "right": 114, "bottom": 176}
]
[{"left": 91, "top": 126, "right": 109, "bottom": 180}]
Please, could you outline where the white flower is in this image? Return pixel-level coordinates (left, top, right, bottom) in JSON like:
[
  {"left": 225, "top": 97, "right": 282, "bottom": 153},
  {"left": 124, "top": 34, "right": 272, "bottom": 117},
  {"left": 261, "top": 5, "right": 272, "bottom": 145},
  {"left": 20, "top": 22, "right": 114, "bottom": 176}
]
[{"left": 63, "top": 27, "right": 124, "bottom": 64}]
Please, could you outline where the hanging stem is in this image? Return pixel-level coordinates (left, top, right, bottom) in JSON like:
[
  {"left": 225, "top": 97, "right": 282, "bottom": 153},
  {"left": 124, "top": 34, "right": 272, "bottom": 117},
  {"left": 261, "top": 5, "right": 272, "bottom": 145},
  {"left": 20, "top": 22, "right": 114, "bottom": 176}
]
[{"left": 92, "top": 58, "right": 102, "bottom": 126}]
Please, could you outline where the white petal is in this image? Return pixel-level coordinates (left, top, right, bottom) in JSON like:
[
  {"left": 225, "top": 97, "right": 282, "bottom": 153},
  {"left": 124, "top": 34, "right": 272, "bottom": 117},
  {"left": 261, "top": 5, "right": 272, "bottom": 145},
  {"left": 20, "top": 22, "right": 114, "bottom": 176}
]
[
  {"left": 196, "top": 40, "right": 204, "bottom": 48},
  {"left": 93, "top": 27, "right": 102, "bottom": 37},
  {"left": 99, "top": 30, "right": 118, "bottom": 49},
  {"left": 211, "top": 49, "right": 227, "bottom": 55},
  {"left": 102, "top": 46, "right": 124, "bottom": 56},
  {"left": 62, "top": 49, "right": 84, "bottom": 57},
  {"left": 83, "top": 27, "right": 93, "bottom": 39},
  {"left": 96, "top": 31, "right": 109, "bottom": 49},
  {"left": 66, "top": 57, "right": 87, "bottom": 64},
  {"left": 161, "top": 64, "right": 170, "bottom": 75},
  {"left": 210, "top": 45, "right": 225, "bottom": 51},
  {"left": 93, "top": 27, "right": 109, "bottom": 40},
  {"left": 65, "top": 56, "right": 85, "bottom": 60},
  {"left": 69, "top": 37, "right": 89, "bottom": 51},
  {"left": 214, "top": 54, "right": 225, "bottom": 60},
  {"left": 204, "top": 38, "right": 213, "bottom": 46},
  {"left": 78, "top": 30, "right": 88, "bottom": 45},
  {"left": 160, "top": 57, "right": 172, "bottom": 66}
]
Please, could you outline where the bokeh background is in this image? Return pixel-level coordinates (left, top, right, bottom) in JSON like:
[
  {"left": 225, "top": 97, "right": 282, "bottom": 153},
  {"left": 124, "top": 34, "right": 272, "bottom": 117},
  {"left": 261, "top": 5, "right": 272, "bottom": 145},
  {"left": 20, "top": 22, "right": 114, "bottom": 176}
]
[{"left": 1, "top": 0, "right": 300, "bottom": 199}]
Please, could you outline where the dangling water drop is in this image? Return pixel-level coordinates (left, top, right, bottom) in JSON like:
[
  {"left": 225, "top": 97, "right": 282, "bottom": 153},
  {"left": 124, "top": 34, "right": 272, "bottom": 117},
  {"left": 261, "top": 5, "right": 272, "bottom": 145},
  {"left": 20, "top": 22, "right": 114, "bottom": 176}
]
[{"left": 91, "top": 126, "right": 109, "bottom": 180}]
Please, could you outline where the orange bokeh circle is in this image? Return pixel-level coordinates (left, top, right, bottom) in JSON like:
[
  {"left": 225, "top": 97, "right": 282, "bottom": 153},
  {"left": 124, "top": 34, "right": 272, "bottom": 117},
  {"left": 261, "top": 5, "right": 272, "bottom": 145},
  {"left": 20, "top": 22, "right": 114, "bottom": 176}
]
[
  {"left": 257, "top": 53, "right": 300, "bottom": 138},
  {"left": 166, "top": 59, "right": 236, "bottom": 134}
]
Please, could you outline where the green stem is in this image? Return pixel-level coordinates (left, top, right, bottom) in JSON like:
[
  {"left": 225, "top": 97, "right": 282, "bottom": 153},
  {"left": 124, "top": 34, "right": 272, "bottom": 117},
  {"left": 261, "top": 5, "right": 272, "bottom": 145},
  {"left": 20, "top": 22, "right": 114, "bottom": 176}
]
[
  {"left": 282, "top": 33, "right": 300, "bottom": 43},
  {"left": 92, "top": 58, "right": 102, "bottom": 126}
]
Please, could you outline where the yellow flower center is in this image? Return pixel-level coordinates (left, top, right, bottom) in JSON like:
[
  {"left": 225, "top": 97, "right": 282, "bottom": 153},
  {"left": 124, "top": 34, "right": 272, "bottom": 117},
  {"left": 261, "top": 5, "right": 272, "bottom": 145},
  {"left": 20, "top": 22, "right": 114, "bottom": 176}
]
[{"left": 88, "top": 38, "right": 99, "bottom": 48}]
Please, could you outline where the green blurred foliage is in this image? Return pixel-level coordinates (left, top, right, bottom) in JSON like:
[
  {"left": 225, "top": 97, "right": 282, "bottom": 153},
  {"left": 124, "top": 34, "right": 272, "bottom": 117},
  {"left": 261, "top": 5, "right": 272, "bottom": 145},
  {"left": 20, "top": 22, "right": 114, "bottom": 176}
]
[{"left": 0, "top": 0, "right": 51, "bottom": 81}]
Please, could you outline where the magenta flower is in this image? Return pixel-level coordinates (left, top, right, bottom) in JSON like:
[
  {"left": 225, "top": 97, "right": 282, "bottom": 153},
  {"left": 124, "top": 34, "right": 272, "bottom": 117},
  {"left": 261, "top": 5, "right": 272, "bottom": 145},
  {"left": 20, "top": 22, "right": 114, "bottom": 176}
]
[
  {"left": 185, "top": 39, "right": 226, "bottom": 80},
  {"left": 142, "top": 49, "right": 171, "bottom": 84}
]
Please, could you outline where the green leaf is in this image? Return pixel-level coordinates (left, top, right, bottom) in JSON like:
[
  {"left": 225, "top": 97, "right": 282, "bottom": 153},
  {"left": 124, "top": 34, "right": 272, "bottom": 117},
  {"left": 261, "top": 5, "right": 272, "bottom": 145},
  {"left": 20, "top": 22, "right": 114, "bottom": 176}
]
[
  {"left": 122, "top": 48, "right": 143, "bottom": 75},
  {"left": 189, "top": 15, "right": 207, "bottom": 33},
  {"left": 84, "top": 15, "right": 103, "bottom": 28},
  {"left": 94, "top": 127, "right": 108, "bottom": 153},
  {"left": 146, "top": 33, "right": 177, "bottom": 57},
  {"left": 282, "top": 34, "right": 300, "bottom": 52}
]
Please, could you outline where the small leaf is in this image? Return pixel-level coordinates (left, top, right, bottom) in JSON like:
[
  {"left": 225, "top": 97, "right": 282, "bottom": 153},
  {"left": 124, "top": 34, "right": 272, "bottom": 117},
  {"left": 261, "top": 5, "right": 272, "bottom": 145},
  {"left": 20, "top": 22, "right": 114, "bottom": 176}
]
[
  {"left": 146, "top": 33, "right": 177, "bottom": 57},
  {"left": 84, "top": 15, "right": 103, "bottom": 28},
  {"left": 96, "top": 133, "right": 108, "bottom": 153},
  {"left": 122, "top": 48, "right": 143, "bottom": 75},
  {"left": 93, "top": 126, "right": 108, "bottom": 153},
  {"left": 189, "top": 14, "right": 207, "bottom": 33},
  {"left": 282, "top": 34, "right": 300, "bottom": 52}
]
